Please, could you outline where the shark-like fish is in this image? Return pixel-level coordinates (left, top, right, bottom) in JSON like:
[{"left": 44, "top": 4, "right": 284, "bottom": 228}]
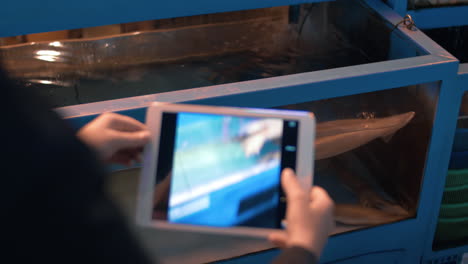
[{"left": 315, "top": 112, "right": 415, "bottom": 160}]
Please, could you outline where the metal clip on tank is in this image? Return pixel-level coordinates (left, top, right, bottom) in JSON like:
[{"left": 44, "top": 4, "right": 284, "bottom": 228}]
[{"left": 392, "top": 14, "right": 417, "bottom": 32}]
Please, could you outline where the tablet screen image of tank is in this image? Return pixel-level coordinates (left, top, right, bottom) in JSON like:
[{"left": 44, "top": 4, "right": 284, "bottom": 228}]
[{"left": 152, "top": 112, "right": 299, "bottom": 229}]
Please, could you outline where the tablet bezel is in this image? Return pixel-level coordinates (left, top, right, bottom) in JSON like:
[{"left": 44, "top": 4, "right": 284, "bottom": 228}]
[{"left": 136, "top": 102, "right": 315, "bottom": 238}]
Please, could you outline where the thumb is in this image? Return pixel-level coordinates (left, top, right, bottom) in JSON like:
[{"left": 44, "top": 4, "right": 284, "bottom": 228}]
[
  {"left": 282, "top": 168, "right": 308, "bottom": 204},
  {"left": 268, "top": 231, "right": 289, "bottom": 248},
  {"left": 110, "top": 130, "right": 151, "bottom": 150}
]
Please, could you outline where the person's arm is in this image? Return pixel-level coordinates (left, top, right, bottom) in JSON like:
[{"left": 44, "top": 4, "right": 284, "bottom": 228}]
[{"left": 269, "top": 169, "right": 335, "bottom": 264}]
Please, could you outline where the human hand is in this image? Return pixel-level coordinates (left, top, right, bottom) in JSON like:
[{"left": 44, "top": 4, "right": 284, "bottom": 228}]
[
  {"left": 77, "top": 113, "right": 151, "bottom": 166},
  {"left": 268, "top": 168, "right": 335, "bottom": 258}
]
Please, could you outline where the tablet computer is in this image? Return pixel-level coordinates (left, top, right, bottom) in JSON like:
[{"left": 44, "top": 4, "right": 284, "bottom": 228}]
[{"left": 136, "top": 102, "right": 315, "bottom": 237}]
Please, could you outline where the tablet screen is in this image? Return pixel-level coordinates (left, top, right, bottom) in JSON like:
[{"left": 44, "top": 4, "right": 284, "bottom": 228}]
[{"left": 152, "top": 112, "right": 299, "bottom": 229}]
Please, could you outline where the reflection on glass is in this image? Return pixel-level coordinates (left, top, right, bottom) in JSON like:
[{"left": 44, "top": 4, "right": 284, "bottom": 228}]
[
  {"left": 49, "top": 41, "right": 63, "bottom": 47},
  {"left": 35, "top": 50, "right": 61, "bottom": 62}
]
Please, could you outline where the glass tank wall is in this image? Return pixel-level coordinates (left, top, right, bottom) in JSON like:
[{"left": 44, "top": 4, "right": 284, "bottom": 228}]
[
  {"left": 0, "top": 0, "right": 427, "bottom": 108},
  {"left": 273, "top": 82, "right": 439, "bottom": 234},
  {"left": 108, "top": 81, "right": 440, "bottom": 238}
]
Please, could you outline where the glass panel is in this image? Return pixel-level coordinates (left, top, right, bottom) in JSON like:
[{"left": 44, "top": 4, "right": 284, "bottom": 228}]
[
  {"left": 273, "top": 82, "right": 440, "bottom": 234},
  {"left": 0, "top": 0, "right": 427, "bottom": 108},
  {"left": 433, "top": 92, "right": 468, "bottom": 251}
]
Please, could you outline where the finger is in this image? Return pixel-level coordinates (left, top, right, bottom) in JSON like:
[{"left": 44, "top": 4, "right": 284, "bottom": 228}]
[
  {"left": 104, "top": 113, "right": 148, "bottom": 132},
  {"left": 310, "top": 186, "right": 327, "bottom": 201},
  {"left": 109, "top": 131, "right": 151, "bottom": 153},
  {"left": 268, "top": 231, "right": 289, "bottom": 248},
  {"left": 309, "top": 186, "right": 334, "bottom": 211},
  {"left": 281, "top": 168, "right": 308, "bottom": 203}
]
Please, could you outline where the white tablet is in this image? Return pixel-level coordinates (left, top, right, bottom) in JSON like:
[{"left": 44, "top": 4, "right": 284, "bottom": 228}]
[{"left": 136, "top": 102, "right": 315, "bottom": 238}]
